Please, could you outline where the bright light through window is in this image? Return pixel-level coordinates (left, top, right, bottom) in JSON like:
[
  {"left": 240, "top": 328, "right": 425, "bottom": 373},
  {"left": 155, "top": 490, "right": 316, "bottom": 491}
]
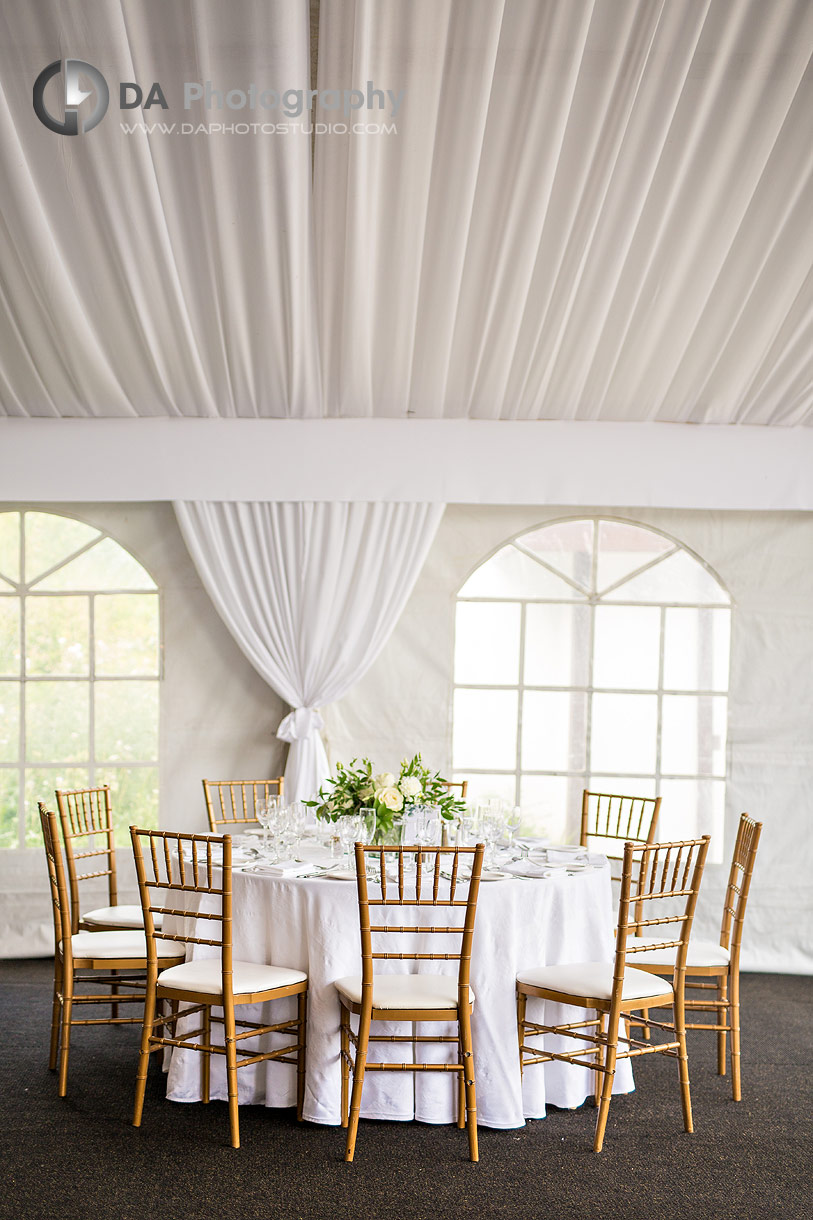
[
  {"left": 0, "top": 511, "right": 160, "bottom": 848},
  {"left": 452, "top": 518, "right": 731, "bottom": 857}
]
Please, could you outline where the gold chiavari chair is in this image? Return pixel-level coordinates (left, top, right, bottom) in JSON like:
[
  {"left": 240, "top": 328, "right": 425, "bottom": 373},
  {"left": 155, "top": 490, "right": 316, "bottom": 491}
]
[
  {"left": 202, "top": 777, "right": 284, "bottom": 833},
  {"left": 629, "top": 814, "right": 762, "bottom": 1100},
  {"left": 56, "top": 785, "right": 152, "bottom": 932},
  {"left": 517, "top": 835, "right": 710, "bottom": 1152},
  {"left": 130, "top": 828, "right": 308, "bottom": 1149},
  {"left": 39, "top": 805, "right": 184, "bottom": 1097},
  {"left": 335, "top": 840, "right": 485, "bottom": 1162},
  {"left": 580, "top": 790, "right": 662, "bottom": 881}
]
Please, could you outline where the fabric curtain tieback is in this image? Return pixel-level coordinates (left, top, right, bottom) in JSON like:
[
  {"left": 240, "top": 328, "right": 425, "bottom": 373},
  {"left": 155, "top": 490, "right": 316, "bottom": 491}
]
[{"left": 277, "top": 707, "right": 324, "bottom": 743}]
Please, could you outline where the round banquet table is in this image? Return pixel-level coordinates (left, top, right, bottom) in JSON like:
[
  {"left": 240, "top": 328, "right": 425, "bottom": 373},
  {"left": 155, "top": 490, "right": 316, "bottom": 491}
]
[{"left": 164, "top": 856, "right": 634, "bottom": 1128}]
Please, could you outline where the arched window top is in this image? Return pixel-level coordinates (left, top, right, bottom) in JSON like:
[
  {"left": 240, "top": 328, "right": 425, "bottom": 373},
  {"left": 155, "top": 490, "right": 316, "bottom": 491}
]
[
  {"left": 0, "top": 511, "right": 156, "bottom": 592},
  {"left": 459, "top": 517, "right": 730, "bottom": 606}
]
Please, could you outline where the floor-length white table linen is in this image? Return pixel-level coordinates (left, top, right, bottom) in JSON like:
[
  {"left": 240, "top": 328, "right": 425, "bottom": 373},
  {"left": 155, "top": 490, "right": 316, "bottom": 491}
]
[{"left": 165, "top": 861, "right": 633, "bottom": 1128}]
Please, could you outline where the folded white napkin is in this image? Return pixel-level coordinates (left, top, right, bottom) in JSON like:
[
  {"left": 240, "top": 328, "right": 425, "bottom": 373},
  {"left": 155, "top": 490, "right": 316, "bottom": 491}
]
[
  {"left": 246, "top": 859, "right": 321, "bottom": 877},
  {"left": 503, "top": 860, "right": 552, "bottom": 878}
]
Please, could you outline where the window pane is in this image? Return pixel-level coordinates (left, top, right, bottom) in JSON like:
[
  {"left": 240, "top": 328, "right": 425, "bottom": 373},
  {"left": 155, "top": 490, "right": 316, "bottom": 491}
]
[
  {"left": 595, "top": 521, "right": 673, "bottom": 594},
  {"left": 664, "top": 608, "right": 731, "bottom": 691},
  {"left": 95, "top": 681, "right": 159, "bottom": 761},
  {"left": 25, "top": 513, "right": 101, "bottom": 583},
  {"left": 25, "top": 596, "right": 89, "bottom": 676},
  {"left": 602, "top": 550, "right": 728, "bottom": 604},
  {"left": 661, "top": 695, "right": 727, "bottom": 776},
  {"left": 518, "top": 775, "right": 575, "bottom": 842},
  {"left": 592, "top": 606, "right": 660, "bottom": 690},
  {"left": 95, "top": 594, "right": 160, "bottom": 676},
  {"left": 452, "top": 689, "right": 518, "bottom": 771},
  {"left": 0, "top": 600, "right": 20, "bottom": 675},
  {"left": 521, "top": 691, "right": 587, "bottom": 771},
  {"left": 517, "top": 520, "right": 594, "bottom": 592},
  {"left": 590, "top": 693, "right": 657, "bottom": 774},
  {"left": 459, "top": 546, "right": 579, "bottom": 599},
  {"left": 454, "top": 603, "right": 520, "bottom": 684},
  {"left": 0, "top": 685, "right": 19, "bottom": 762},
  {"left": 24, "top": 766, "right": 89, "bottom": 846},
  {"left": 658, "top": 778, "right": 725, "bottom": 862},
  {"left": 0, "top": 513, "right": 20, "bottom": 584},
  {"left": 97, "top": 766, "right": 159, "bottom": 847},
  {"left": 524, "top": 604, "right": 590, "bottom": 686},
  {"left": 26, "top": 682, "right": 89, "bottom": 762},
  {"left": 0, "top": 770, "right": 18, "bottom": 848},
  {"left": 34, "top": 537, "right": 156, "bottom": 591}
]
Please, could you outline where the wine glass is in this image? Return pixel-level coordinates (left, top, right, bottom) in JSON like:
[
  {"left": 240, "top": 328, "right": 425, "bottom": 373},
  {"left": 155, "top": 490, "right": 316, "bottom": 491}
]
[
  {"left": 506, "top": 805, "right": 523, "bottom": 853},
  {"left": 338, "top": 814, "right": 364, "bottom": 871},
  {"left": 255, "top": 798, "right": 274, "bottom": 856}
]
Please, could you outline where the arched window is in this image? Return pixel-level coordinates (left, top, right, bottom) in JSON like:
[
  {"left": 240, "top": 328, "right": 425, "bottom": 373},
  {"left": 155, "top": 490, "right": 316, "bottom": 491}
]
[
  {"left": 0, "top": 511, "right": 160, "bottom": 849},
  {"left": 452, "top": 518, "right": 731, "bottom": 858}
]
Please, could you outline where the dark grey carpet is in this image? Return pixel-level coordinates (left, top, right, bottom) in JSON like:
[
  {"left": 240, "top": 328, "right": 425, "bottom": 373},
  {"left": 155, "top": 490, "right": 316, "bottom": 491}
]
[{"left": 0, "top": 959, "right": 810, "bottom": 1220}]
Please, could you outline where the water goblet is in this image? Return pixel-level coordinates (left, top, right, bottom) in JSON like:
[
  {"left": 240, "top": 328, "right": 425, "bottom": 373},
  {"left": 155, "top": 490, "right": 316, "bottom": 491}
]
[
  {"left": 506, "top": 805, "right": 522, "bottom": 853},
  {"left": 255, "top": 798, "right": 274, "bottom": 856}
]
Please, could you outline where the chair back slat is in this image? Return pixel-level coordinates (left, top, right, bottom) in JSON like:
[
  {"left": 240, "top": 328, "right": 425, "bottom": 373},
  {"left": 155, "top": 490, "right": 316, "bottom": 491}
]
[
  {"left": 130, "top": 828, "right": 233, "bottom": 990},
  {"left": 55, "top": 786, "right": 118, "bottom": 934},
  {"left": 202, "top": 778, "right": 284, "bottom": 832},
  {"left": 720, "top": 814, "right": 762, "bottom": 956},
  {"left": 353, "top": 843, "right": 484, "bottom": 991}
]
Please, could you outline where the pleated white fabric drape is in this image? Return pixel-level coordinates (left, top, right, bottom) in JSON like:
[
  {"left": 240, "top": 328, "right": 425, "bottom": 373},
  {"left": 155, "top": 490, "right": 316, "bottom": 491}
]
[{"left": 174, "top": 501, "right": 445, "bottom": 799}]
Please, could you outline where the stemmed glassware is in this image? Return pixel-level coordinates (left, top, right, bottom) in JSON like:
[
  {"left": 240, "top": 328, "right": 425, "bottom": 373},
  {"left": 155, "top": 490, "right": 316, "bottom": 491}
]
[
  {"left": 505, "top": 805, "right": 522, "bottom": 853},
  {"left": 480, "top": 802, "right": 506, "bottom": 869},
  {"left": 256, "top": 795, "right": 279, "bottom": 857}
]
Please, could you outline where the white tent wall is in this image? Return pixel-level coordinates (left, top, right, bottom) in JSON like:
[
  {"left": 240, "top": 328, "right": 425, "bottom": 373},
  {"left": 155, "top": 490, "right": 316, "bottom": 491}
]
[
  {"left": 322, "top": 504, "right": 813, "bottom": 975},
  {"left": 0, "top": 502, "right": 287, "bottom": 958}
]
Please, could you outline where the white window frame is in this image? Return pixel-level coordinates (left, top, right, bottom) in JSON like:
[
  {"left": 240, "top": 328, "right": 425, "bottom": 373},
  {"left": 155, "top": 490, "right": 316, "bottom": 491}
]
[{"left": 0, "top": 509, "right": 161, "bottom": 849}]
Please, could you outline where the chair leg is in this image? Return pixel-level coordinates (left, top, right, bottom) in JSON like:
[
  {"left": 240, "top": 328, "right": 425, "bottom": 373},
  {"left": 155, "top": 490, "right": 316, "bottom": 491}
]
[
  {"left": 674, "top": 990, "right": 694, "bottom": 1134},
  {"left": 133, "top": 983, "right": 157, "bottom": 1127},
  {"left": 594, "top": 1011, "right": 606, "bottom": 1107},
  {"left": 593, "top": 1013, "right": 619, "bottom": 1153},
  {"left": 296, "top": 991, "right": 307, "bottom": 1121},
  {"left": 717, "top": 973, "right": 729, "bottom": 1078},
  {"left": 201, "top": 1005, "right": 211, "bottom": 1104},
  {"left": 345, "top": 1005, "right": 371, "bottom": 1163},
  {"left": 111, "top": 967, "right": 120, "bottom": 1021},
  {"left": 223, "top": 1002, "right": 240, "bottom": 1149},
  {"left": 516, "top": 990, "right": 527, "bottom": 1079},
  {"left": 729, "top": 968, "right": 742, "bottom": 1102},
  {"left": 340, "top": 1002, "right": 350, "bottom": 1129},
  {"left": 457, "top": 1030, "right": 466, "bottom": 1128},
  {"left": 459, "top": 1003, "right": 479, "bottom": 1163},
  {"left": 57, "top": 970, "right": 74, "bottom": 1097},
  {"left": 48, "top": 961, "right": 62, "bottom": 1071}
]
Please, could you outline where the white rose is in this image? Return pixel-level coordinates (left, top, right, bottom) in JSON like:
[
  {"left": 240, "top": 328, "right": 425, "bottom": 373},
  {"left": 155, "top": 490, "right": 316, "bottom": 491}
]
[
  {"left": 376, "top": 786, "right": 404, "bottom": 812},
  {"left": 374, "top": 772, "right": 396, "bottom": 791},
  {"left": 399, "top": 776, "right": 422, "bottom": 798}
]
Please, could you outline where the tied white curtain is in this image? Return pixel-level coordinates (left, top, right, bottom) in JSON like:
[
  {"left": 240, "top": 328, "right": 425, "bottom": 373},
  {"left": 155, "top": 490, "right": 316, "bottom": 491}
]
[{"left": 174, "top": 500, "right": 445, "bottom": 799}]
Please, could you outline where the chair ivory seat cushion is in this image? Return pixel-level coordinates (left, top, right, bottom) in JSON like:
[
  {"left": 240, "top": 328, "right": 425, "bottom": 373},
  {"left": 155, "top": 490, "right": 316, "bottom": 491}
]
[
  {"left": 70, "top": 930, "right": 178, "bottom": 960},
  {"left": 517, "top": 961, "right": 674, "bottom": 1004},
  {"left": 627, "top": 936, "right": 731, "bottom": 969},
  {"left": 81, "top": 904, "right": 163, "bottom": 930},
  {"left": 334, "top": 973, "right": 474, "bottom": 1011},
  {"left": 157, "top": 958, "right": 307, "bottom": 997}
]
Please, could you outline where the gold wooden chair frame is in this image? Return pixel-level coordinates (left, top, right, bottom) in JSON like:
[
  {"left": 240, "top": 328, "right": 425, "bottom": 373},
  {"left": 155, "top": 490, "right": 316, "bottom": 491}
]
[
  {"left": 336, "top": 841, "right": 485, "bottom": 1162},
  {"left": 630, "top": 814, "right": 762, "bottom": 1100},
  {"left": 202, "top": 777, "right": 285, "bottom": 833},
  {"left": 441, "top": 780, "right": 468, "bottom": 799},
  {"left": 130, "top": 828, "right": 307, "bottom": 1148},
  {"left": 580, "top": 790, "right": 662, "bottom": 880},
  {"left": 56, "top": 785, "right": 149, "bottom": 933},
  {"left": 40, "top": 805, "right": 184, "bottom": 1096},
  {"left": 517, "top": 835, "right": 710, "bottom": 1152}
]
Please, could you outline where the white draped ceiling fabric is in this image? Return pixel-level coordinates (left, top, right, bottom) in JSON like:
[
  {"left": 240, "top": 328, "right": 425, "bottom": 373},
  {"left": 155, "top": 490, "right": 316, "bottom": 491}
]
[
  {"left": 174, "top": 501, "right": 444, "bottom": 799},
  {"left": 0, "top": 0, "right": 811, "bottom": 439}
]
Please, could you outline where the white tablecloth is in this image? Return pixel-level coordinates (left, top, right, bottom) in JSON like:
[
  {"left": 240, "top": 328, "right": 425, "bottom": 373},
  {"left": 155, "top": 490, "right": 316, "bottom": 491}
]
[{"left": 165, "top": 859, "right": 633, "bottom": 1128}]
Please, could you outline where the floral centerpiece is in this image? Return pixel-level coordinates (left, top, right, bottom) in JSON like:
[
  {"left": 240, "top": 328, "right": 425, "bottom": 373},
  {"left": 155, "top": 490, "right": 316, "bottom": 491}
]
[{"left": 307, "top": 754, "right": 465, "bottom": 843}]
